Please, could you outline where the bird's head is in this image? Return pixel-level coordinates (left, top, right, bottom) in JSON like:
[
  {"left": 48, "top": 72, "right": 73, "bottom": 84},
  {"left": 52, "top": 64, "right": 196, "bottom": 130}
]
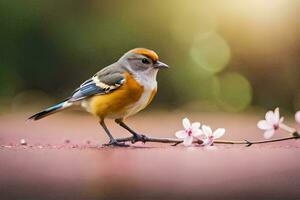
[{"left": 119, "top": 48, "right": 169, "bottom": 74}]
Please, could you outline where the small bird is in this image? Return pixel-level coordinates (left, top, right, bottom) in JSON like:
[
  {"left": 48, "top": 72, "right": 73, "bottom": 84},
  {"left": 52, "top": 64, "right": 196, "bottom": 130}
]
[{"left": 29, "top": 48, "right": 169, "bottom": 146}]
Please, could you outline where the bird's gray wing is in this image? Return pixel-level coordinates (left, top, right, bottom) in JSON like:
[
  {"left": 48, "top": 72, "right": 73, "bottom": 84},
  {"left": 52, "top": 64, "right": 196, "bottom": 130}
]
[{"left": 69, "top": 64, "right": 126, "bottom": 102}]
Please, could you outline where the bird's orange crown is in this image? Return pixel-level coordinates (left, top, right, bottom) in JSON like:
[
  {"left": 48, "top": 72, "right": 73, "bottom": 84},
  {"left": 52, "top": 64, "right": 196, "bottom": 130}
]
[{"left": 131, "top": 48, "right": 159, "bottom": 62}]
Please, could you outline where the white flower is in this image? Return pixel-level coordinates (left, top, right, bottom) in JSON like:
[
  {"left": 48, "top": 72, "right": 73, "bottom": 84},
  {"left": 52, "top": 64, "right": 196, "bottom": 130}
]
[
  {"left": 200, "top": 125, "right": 225, "bottom": 146},
  {"left": 175, "top": 118, "right": 203, "bottom": 146},
  {"left": 257, "top": 107, "right": 284, "bottom": 139},
  {"left": 295, "top": 111, "right": 300, "bottom": 124}
]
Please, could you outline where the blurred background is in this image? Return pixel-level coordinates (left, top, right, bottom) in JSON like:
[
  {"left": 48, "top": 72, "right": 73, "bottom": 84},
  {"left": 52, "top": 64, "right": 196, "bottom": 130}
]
[{"left": 1, "top": 0, "right": 300, "bottom": 114}]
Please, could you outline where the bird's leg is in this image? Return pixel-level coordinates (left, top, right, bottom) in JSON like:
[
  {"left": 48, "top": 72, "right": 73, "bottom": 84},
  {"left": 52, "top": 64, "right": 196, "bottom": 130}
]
[
  {"left": 115, "top": 119, "right": 147, "bottom": 143},
  {"left": 99, "top": 119, "right": 129, "bottom": 147}
]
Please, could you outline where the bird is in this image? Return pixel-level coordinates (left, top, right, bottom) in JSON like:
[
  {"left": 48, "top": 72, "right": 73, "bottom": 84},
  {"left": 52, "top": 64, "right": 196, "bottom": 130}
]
[{"left": 29, "top": 48, "right": 169, "bottom": 146}]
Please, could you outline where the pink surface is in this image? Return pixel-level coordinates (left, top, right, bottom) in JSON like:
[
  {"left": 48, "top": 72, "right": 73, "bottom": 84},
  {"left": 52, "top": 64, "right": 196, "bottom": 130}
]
[{"left": 1, "top": 111, "right": 300, "bottom": 199}]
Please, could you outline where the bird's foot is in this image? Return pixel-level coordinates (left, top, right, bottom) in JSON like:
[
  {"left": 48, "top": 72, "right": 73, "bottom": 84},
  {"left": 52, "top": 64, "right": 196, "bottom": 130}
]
[
  {"left": 131, "top": 134, "right": 148, "bottom": 143},
  {"left": 103, "top": 139, "right": 129, "bottom": 147}
]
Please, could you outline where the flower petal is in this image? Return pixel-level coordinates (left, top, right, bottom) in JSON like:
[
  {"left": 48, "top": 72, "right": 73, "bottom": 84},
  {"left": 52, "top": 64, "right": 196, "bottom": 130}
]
[
  {"left": 202, "top": 137, "right": 214, "bottom": 146},
  {"left": 265, "top": 110, "right": 277, "bottom": 124},
  {"left": 295, "top": 111, "right": 300, "bottom": 124},
  {"left": 201, "top": 138, "right": 209, "bottom": 146},
  {"left": 175, "top": 130, "right": 186, "bottom": 139},
  {"left": 213, "top": 128, "right": 225, "bottom": 139},
  {"left": 257, "top": 120, "right": 272, "bottom": 130},
  {"left": 196, "top": 133, "right": 206, "bottom": 140},
  {"left": 192, "top": 129, "right": 203, "bottom": 137},
  {"left": 183, "top": 136, "right": 193, "bottom": 146},
  {"left": 202, "top": 125, "right": 212, "bottom": 136},
  {"left": 274, "top": 107, "right": 280, "bottom": 122},
  {"left": 279, "top": 117, "right": 284, "bottom": 124},
  {"left": 264, "top": 129, "right": 275, "bottom": 139},
  {"left": 191, "top": 122, "right": 201, "bottom": 130},
  {"left": 182, "top": 118, "right": 191, "bottom": 130}
]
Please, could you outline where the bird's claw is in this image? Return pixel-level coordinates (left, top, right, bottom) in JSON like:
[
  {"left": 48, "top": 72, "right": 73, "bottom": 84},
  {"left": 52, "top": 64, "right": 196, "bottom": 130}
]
[
  {"left": 131, "top": 134, "right": 148, "bottom": 143},
  {"left": 103, "top": 139, "right": 129, "bottom": 147}
]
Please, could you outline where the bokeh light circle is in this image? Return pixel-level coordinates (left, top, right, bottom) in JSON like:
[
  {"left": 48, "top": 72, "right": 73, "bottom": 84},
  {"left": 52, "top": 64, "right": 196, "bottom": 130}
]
[
  {"left": 216, "top": 72, "right": 252, "bottom": 112},
  {"left": 190, "top": 32, "right": 231, "bottom": 74}
]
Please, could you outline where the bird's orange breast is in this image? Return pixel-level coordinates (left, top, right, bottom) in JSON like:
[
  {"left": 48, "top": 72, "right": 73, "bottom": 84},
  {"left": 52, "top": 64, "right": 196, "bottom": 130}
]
[
  {"left": 88, "top": 72, "right": 144, "bottom": 119},
  {"left": 146, "top": 89, "right": 157, "bottom": 107}
]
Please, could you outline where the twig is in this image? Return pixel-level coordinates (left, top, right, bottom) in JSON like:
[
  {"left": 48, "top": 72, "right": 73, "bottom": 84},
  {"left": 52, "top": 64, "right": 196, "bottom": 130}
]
[
  {"left": 116, "top": 132, "right": 300, "bottom": 147},
  {"left": 116, "top": 136, "right": 183, "bottom": 144},
  {"left": 238, "top": 132, "right": 300, "bottom": 147}
]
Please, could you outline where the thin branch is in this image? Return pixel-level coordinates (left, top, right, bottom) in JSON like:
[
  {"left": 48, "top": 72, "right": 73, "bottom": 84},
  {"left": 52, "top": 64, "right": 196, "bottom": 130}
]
[
  {"left": 116, "top": 132, "right": 300, "bottom": 147},
  {"left": 116, "top": 136, "right": 183, "bottom": 144},
  {"left": 239, "top": 132, "right": 300, "bottom": 147}
]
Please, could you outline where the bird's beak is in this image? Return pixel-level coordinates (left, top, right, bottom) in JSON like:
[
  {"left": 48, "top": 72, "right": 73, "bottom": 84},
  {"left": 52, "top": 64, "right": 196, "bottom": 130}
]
[{"left": 155, "top": 61, "right": 169, "bottom": 69}]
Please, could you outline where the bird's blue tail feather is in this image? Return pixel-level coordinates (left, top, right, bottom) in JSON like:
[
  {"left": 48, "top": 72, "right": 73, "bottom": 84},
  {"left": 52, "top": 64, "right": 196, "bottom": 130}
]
[{"left": 28, "top": 101, "right": 70, "bottom": 121}]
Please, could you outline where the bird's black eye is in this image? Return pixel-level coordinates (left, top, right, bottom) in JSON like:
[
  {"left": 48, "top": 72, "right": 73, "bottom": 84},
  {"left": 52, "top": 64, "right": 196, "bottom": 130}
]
[{"left": 141, "top": 58, "right": 150, "bottom": 64}]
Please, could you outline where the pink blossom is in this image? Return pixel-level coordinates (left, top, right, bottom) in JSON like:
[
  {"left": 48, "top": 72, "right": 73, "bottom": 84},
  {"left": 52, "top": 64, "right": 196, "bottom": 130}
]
[
  {"left": 257, "top": 108, "right": 284, "bottom": 139},
  {"left": 175, "top": 118, "right": 203, "bottom": 146},
  {"left": 200, "top": 125, "right": 225, "bottom": 146},
  {"left": 257, "top": 107, "right": 297, "bottom": 140}
]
